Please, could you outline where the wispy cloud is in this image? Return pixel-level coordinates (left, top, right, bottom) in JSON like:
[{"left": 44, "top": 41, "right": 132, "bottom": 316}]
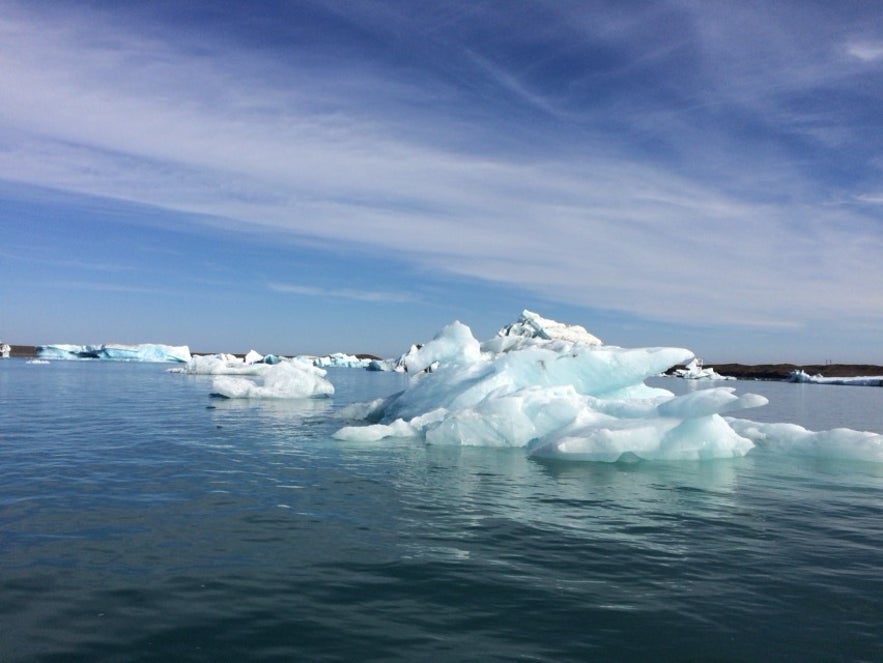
[
  {"left": 847, "top": 41, "right": 883, "bottom": 62},
  {"left": 1, "top": 0, "right": 882, "bottom": 338},
  {"left": 269, "top": 282, "right": 417, "bottom": 304},
  {"left": 44, "top": 280, "right": 176, "bottom": 295}
]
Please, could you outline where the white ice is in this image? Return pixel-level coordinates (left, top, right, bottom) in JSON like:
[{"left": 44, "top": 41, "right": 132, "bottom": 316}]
[
  {"left": 306, "top": 352, "right": 372, "bottom": 369},
  {"left": 334, "top": 311, "right": 883, "bottom": 463},
  {"left": 787, "top": 370, "right": 883, "bottom": 387},
  {"left": 37, "top": 343, "right": 191, "bottom": 363},
  {"left": 728, "top": 419, "right": 883, "bottom": 462},
  {"left": 670, "top": 357, "right": 734, "bottom": 380},
  {"left": 210, "top": 360, "right": 334, "bottom": 399},
  {"left": 169, "top": 354, "right": 264, "bottom": 375}
]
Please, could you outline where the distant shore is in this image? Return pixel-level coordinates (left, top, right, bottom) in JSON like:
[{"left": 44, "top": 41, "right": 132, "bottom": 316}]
[
  {"left": 7, "top": 345, "right": 36, "bottom": 358},
  {"left": 7, "top": 345, "right": 882, "bottom": 381}
]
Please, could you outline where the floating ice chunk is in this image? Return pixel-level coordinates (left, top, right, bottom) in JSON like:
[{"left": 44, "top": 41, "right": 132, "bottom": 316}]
[
  {"left": 210, "top": 361, "right": 334, "bottom": 399},
  {"left": 244, "top": 350, "right": 264, "bottom": 364},
  {"left": 366, "top": 358, "right": 397, "bottom": 372},
  {"left": 671, "top": 357, "right": 734, "bottom": 380},
  {"left": 170, "top": 354, "right": 266, "bottom": 375},
  {"left": 727, "top": 419, "right": 883, "bottom": 462},
  {"left": 335, "top": 311, "right": 883, "bottom": 463},
  {"left": 334, "top": 313, "right": 770, "bottom": 461},
  {"left": 37, "top": 343, "right": 191, "bottom": 363},
  {"left": 307, "top": 352, "right": 372, "bottom": 368},
  {"left": 399, "top": 321, "right": 481, "bottom": 373},
  {"left": 335, "top": 410, "right": 446, "bottom": 442},
  {"left": 787, "top": 370, "right": 883, "bottom": 387}
]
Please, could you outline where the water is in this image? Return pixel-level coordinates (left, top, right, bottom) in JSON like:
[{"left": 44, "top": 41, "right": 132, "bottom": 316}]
[{"left": 2, "top": 361, "right": 882, "bottom": 661}]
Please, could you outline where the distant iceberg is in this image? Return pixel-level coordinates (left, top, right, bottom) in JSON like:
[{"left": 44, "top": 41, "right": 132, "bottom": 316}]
[
  {"left": 304, "top": 352, "right": 372, "bottom": 369},
  {"left": 171, "top": 353, "right": 334, "bottom": 399},
  {"left": 787, "top": 370, "right": 883, "bottom": 387},
  {"left": 37, "top": 343, "right": 191, "bottom": 363},
  {"left": 210, "top": 360, "right": 334, "bottom": 399},
  {"left": 169, "top": 353, "right": 266, "bottom": 375},
  {"left": 334, "top": 311, "right": 883, "bottom": 463},
  {"left": 671, "top": 357, "right": 734, "bottom": 380}
]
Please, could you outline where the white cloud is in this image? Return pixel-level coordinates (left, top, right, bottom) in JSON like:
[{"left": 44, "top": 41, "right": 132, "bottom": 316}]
[
  {"left": 847, "top": 41, "right": 883, "bottom": 62},
  {"left": 855, "top": 193, "right": 883, "bottom": 204},
  {"left": 1, "top": 2, "right": 882, "bottom": 335},
  {"left": 269, "top": 283, "right": 417, "bottom": 304}
]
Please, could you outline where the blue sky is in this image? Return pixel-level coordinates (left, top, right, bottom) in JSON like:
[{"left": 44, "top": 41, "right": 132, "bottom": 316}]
[{"left": 1, "top": 1, "right": 882, "bottom": 362}]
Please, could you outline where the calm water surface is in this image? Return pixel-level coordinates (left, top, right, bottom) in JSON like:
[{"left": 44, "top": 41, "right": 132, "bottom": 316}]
[{"left": 1, "top": 361, "right": 881, "bottom": 661}]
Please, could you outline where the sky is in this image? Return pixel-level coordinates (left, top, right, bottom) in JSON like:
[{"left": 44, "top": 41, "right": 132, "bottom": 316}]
[{"left": 1, "top": 0, "right": 882, "bottom": 362}]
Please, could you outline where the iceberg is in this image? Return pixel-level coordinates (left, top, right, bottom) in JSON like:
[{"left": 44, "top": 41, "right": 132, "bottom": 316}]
[
  {"left": 787, "top": 370, "right": 883, "bottom": 387},
  {"left": 671, "top": 357, "right": 734, "bottom": 380},
  {"left": 334, "top": 314, "right": 767, "bottom": 461},
  {"left": 171, "top": 354, "right": 334, "bottom": 399},
  {"left": 305, "top": 352, "right": 373, "bottom": 369},
  {"left": 210, "top": 360, "right": 334, "bottom": 399},
  {"left": 169, "top": 354, "right": 257, "bottom": 375},
  {"left": 36, "top": 343, "right": 191, "bottom": 363},
  {"left": 334, "top": 311, "right": 883, "bottom": 463}
]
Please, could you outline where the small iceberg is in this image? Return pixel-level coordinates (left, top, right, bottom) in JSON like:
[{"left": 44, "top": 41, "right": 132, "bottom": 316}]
[
  {"left": 787, "top": 370, "right": 883, "bottom": 387},
  {"left": 172, "top": 353, "right": 335, "bottom": 400},
  {"left": 671, "top": 357, "right": 734, "bottom": 380},
  {"left": 210, "top": 360, "right": 334, "bottom": 400}
]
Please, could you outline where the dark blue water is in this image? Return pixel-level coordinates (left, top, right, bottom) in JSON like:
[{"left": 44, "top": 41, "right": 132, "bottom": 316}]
[{"left": 2, "top": 360, "right": 882, "bottom": 661}]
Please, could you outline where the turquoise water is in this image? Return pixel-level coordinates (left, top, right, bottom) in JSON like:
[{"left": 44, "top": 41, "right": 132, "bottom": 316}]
[{"left": 2, "top": 360, "right": 882, "bottom": 661}]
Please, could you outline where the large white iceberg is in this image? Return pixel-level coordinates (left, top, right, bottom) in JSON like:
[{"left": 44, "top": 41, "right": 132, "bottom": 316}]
[
  {"left": 334, "top": 316, "right": 766, "bottom": 461},
  {"left": 37, "top": 343, "right": 191, "bottom": 363},
  {"left": 334, "top": 312, "right": 883, "bottom": 463}
]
